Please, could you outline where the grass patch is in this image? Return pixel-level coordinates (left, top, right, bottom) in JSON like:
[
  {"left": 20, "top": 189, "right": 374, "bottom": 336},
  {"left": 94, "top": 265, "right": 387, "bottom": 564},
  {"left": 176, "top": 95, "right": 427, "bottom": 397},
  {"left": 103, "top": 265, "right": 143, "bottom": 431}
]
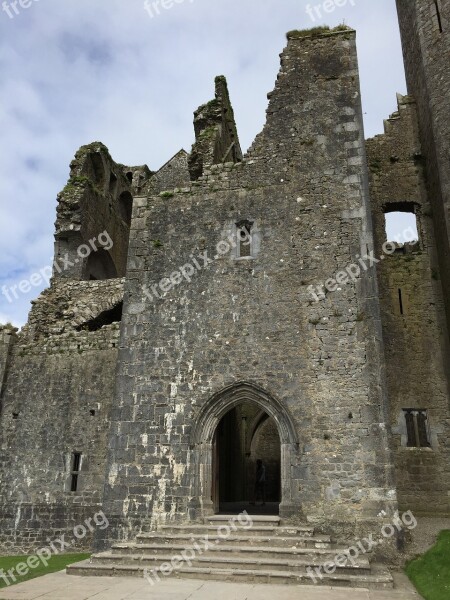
[
  {"left": 286, "top": 24, "right": 351, "bottom": 40},
  {"left": 405, "top": 530, "right": 450, "bottom": 600},
  {"left": 0, "top": 553, "right": 90, "bottom": 589},
  {"left": 62, "top": 175, "right": 92, "bottom": 193}
]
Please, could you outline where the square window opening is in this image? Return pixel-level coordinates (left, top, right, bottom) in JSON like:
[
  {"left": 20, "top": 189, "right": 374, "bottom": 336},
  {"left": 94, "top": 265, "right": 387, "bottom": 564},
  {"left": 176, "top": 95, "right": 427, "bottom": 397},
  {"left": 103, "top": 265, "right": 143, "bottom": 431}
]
[{"left": 403, "top": 409, "right": 431, "bottom": 448}]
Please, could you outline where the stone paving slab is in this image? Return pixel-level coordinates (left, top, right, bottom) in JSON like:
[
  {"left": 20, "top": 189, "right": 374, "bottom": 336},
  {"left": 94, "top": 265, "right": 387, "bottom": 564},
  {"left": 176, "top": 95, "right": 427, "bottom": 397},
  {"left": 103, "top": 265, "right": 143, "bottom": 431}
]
[{"left": 0, "top": 571, "right": 422, "bottom": 600}]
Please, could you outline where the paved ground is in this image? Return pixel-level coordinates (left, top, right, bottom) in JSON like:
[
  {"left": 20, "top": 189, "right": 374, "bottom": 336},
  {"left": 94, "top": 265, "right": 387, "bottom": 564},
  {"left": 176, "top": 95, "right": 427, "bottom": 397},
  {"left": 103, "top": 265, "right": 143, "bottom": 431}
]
[
  {"left": 407, "top": 516, "right": 450, "bottom": 560},
  {"left": 0, "top": 571, "right": 422, "bottom": 600}
]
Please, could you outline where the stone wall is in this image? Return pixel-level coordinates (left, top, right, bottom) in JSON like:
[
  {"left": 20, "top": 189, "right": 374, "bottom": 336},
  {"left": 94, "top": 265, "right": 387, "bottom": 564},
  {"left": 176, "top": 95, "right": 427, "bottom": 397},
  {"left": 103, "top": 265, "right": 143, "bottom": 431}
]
[
  {"left": 366, "top": 94, "right": 450, "bottom": 515},
  {"left": 96, "top": 27, "right": 396, "bottom": 550},
  {"left": 249, "top": 418, "right": 281, "bottom": 502},
  {"left": 0, "top": 280, "right": 123, "bottom": 553},
  {"left": 396, "top": 0, "right": 450, "bottom": 341},
  {"left": 0, "top": 325, "right": 16, "bottom": 398}
]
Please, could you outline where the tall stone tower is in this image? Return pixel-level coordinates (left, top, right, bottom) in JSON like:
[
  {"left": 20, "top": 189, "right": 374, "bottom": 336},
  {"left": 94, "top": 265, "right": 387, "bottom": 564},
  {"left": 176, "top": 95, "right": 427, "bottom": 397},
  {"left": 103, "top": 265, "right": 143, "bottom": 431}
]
[
  {"left": 96, "top": 27, "right": 396, "bottom": 549},
  {"left": 396, "top": 0, "right": 450, "bottom": 332}
]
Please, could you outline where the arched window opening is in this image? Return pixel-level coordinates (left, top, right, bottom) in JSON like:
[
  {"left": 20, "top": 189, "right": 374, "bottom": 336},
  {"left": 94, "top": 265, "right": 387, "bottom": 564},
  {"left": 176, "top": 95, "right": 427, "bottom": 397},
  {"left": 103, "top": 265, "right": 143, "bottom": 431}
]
[
  {"left": 118, "top": 191, "right": 133, "bottom": 226},
  {"left": 84, "top": 249, "right": 118, "bottom": 281},
  {"left": 89, "top": 153, "right": 106, "bottom": 191},
  {"left": 109, "top": 172, "right": 118, "bottom": 196}
]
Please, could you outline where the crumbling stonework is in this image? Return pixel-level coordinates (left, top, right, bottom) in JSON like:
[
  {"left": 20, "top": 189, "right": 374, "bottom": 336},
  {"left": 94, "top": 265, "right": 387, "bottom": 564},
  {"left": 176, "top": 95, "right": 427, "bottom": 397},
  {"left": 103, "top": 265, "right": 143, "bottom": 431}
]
[
  {"left": 366, "top": 94, "right": 450, "bottom": 515},
  {"left": 0, "top": 280, "right": 124, "bottom": 553},
  {"left": 188, "top": 75, "right": 243, "bottom": 180},
  {"left": 1, "top": 9, "right": 449, "bottom": 563},
  {"left": 396, "top": 0, "right": 450, "bottom": 337}
]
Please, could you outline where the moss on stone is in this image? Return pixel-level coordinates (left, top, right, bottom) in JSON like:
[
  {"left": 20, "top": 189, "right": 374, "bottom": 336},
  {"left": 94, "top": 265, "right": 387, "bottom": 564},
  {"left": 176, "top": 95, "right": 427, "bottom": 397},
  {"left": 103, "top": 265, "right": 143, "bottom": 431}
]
[
  {"left": 198, "top": 126, "right": 217, "bottom": 140},
  {"left": 62, "top": 176, "right": 92, "bottom": 194},
  {"left": 77, "top": 141, "right": 111, "bottom": 158},
  {"left": 69, "top": 142, "right": 112, "bottom": 177},
  {"left": 370, "top": 159, "right": 383, "bottom": 173}
]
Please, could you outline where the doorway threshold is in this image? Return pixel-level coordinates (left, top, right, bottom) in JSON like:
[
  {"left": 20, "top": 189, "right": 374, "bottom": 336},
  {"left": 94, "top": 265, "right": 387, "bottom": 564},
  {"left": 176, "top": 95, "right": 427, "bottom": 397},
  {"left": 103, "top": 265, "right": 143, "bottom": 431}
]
[{"left": 218, "top": 502, "right": 280, "bottom": 516}]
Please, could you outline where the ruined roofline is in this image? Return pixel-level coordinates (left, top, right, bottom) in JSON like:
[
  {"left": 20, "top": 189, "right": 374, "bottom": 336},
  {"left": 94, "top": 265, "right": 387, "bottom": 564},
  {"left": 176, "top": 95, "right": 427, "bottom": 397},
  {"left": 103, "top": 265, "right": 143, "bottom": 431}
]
[
  {"left": 286, "top": 24, "right": 354, "bottom": 41},
  {"left": 366, "top": 93, "right": 417, "bottom": 141},
  {"left": 153, "top": 148, "right": 188, "bottom": 175}
]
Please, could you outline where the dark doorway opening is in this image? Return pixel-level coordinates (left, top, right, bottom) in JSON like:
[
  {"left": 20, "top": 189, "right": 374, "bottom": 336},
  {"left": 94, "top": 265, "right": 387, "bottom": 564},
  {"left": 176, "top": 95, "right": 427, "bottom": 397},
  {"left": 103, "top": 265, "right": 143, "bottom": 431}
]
[{"left": 212, "top": 401, "right": 281, "bottom": 515}]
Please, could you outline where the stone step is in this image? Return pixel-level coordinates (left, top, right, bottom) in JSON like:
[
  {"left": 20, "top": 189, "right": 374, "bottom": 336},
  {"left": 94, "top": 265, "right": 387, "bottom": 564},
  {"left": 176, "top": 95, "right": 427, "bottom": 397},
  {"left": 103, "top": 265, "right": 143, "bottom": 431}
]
[
  {"left": 159, "top": 524, "right": 314, "bottom": 537},
  {"left": 135, "top": 532, "right": 331, "bottom": 548},
  {"left": 110, "top": 542, "right": 350, "bottom": 560},
  {"left": 90, "top": 551, "right": 371, "bottom": 575},
  {"left": 67, "top": 560, "right": 394, "bottom": 589},
  {"left": 206, "top": 515, "right": 281, "bottom": 524}
]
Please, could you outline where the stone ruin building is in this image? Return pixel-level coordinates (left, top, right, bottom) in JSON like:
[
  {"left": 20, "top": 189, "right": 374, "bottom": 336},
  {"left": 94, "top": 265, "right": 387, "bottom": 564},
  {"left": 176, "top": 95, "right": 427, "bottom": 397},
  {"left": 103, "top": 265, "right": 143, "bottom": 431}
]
[{"left": 0, "top": 0, "right": 449, "bottom": 588}]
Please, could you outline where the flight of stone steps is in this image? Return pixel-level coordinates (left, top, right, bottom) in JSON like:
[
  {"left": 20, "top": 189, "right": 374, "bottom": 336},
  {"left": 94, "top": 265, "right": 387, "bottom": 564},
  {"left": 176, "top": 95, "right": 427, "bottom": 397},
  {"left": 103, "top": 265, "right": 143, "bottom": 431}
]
[{"left": 67, "top": 515, "right": 394, "bottom": 588}]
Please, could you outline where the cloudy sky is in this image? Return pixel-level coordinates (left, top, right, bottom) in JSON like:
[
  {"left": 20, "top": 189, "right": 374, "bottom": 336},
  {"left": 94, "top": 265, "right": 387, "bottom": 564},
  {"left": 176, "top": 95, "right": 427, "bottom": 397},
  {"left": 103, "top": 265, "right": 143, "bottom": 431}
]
[{"left": 0, "top": 0, "right": 406, "bottom": 327}]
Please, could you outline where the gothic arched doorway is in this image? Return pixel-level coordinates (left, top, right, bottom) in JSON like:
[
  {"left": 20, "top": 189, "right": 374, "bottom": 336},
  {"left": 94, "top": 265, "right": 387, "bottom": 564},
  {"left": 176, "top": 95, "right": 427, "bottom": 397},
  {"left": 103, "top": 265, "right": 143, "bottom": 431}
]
[
  {"left": 213, "top": 402, "right": 281, "bottom": 514},
  {"left": 190, "top": 381, "right": 300, "bottom": 519}
]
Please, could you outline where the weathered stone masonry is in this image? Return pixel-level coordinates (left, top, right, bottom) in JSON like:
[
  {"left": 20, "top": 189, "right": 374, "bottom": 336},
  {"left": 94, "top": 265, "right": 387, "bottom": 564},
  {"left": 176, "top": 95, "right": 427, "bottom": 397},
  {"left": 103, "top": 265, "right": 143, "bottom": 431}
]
[
  {"left": 96, "top": 28, "right": 396, "bottom": 549},
  {"left": 396, "top": 0, "right": 450, "bottom": 338},
  {"left": 1, "top": 6, "right": 450, "bottom": 557},
  {"left": 367, "top": 94, "right": 450, "bottom": 515}
]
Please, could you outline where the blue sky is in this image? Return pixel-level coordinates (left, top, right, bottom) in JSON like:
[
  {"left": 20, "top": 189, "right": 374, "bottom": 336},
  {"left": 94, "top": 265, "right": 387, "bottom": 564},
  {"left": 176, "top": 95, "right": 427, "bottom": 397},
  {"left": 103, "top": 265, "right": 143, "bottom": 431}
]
[{"left": 0, "top": 0, "right": 406, "bottom": 327}]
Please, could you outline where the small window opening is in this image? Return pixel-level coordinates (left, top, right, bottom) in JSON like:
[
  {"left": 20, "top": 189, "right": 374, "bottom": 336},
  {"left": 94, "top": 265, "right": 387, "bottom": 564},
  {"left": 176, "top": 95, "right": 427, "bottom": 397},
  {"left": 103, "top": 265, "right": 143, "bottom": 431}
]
[
  {"left": 89, "top": 153, "right": 106, "bottom": 190},
  {"left": 118, "top": 191, "right": 133, "bottom": 226},
  {"left": 84, "top": 249, "right": 118, "bottom": 281},
  {"left": 398, "top": 288, "right": 404, "bottom": 315},
  {"left": 403, "top": 409, "right": 431, "bottom": 447},
  {"left": 126, "top": 171, "right": 133, "bottom": 184},
  {"left": 71, "top": 452, "right": 82, "bottom": 492},
  {"left": 384, "top": 205, "right": 419, "bottom": 247},
  {"left": 90, "top": 409, "right": 96, "bottom": 416},
  {"left": 434, "top": 1, "right": 443, "bottom": 32},
  {"left": 237, "top": 220, "right": 253, "bottom": 258},
  {"left": 109, "top": 172, "right": 118, "bottom": 195},
  {"left": 12, "top": 412, "right": 19, "bottom": 420}
]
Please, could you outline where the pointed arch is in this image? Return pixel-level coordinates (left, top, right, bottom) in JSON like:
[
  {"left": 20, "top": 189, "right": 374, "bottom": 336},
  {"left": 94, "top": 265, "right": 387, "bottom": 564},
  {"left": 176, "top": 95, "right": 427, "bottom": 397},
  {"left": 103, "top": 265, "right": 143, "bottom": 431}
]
[
  {"left": 189, "top": 381, "right": 300, "bottom": 519},
  {"left": 191, "top": 381, "right": 299, "bottom": 447}
]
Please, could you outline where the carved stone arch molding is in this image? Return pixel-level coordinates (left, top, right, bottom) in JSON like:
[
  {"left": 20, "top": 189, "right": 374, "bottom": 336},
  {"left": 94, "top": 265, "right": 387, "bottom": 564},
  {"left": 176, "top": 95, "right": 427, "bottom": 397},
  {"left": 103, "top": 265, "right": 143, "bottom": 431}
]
[{"left": 189, "top": 381, "right": 301, "bottom": 519}]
